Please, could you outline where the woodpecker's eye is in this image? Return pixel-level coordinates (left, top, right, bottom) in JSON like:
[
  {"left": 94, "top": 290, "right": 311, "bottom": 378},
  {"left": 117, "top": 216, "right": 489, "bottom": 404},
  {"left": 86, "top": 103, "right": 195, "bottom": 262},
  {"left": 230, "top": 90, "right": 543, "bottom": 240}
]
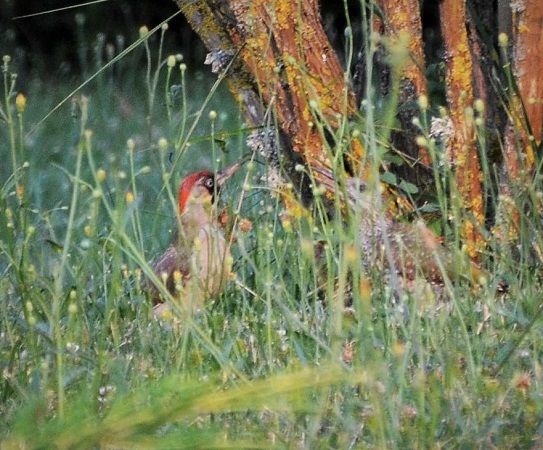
[
  {"left": 204, "top": 177, "right": 214, "bottom": 190},
  {"left": 347, "top": 178, "right": 366, "bottom": 193}
]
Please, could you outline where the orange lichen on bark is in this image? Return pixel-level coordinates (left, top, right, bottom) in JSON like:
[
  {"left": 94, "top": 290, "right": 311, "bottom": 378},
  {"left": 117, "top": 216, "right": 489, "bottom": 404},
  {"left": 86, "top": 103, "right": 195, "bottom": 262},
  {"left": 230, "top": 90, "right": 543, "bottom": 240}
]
[
  {"left": 505, "top": 0, "right": 543, "bottom": 164},
  {"left": 377, "top": 0, "right": 427, "bottom": 95},
  {"left": 494, "top": 0, "right": 542, "bottom": 244},
  {"left": 176, "top": 0, "right": 267, "bottom": 127},
  {"left": 513, "top": 0, "right": 543, "bottom": 146},
  {"left": 375, "top": 1, "right": 432, "bottom": 171},
  {"left": 228, "top": 0, "right": 363, "bottom": 167},
  {"left": 440, "top": 0, "right": 485, "bottom": 258}
]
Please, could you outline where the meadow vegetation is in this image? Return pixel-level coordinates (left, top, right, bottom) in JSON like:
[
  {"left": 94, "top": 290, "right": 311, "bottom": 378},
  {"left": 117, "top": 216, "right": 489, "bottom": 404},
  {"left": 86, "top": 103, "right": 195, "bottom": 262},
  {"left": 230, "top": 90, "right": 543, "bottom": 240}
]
[{"left": 1, "top": 12, "right": 543, "bottom": 450}]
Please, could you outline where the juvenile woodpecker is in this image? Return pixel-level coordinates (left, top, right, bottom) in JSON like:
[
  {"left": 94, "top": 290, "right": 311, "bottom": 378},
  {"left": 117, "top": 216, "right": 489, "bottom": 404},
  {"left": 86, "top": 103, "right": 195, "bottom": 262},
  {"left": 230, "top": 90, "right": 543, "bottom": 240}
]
[{"left": 314, "top": 166, "right": 507, "bottom": 297}]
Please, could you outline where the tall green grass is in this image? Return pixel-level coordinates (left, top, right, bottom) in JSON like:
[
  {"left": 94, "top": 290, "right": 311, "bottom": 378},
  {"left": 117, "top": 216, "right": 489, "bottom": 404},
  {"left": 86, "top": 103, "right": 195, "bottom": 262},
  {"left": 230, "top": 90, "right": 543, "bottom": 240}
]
[{"left": 1, "top": 8, "right": 543, "bottom": 450}]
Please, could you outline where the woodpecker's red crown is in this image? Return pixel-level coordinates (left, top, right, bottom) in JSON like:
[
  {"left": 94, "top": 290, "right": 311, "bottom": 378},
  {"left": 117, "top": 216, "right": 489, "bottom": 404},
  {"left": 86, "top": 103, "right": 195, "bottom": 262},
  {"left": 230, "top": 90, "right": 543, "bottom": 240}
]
[{"left": 178, "top": 171, "right": 215, "bottom": 214}]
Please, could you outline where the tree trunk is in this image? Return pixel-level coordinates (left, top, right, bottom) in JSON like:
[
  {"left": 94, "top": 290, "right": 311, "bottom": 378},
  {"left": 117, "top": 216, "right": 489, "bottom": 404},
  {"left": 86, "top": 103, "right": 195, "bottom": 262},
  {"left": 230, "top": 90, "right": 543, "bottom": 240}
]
[
  {"left": 495, "top": 0, "right": 543, "bottom": 245},
  {"left": 500, "top": 0, "right": 543, "bottom": 177},
  {"left": 377, "top": 0, "right": 426, "bottom": 95},
  {"left": 440, "top": 0, "right": 485, "bottom": 258},
  {"left": 374, "top": 0, "right": 433, "bottom": 190},
  {"left": 511, "top": 0, "right": 543, "bottom": 147}
]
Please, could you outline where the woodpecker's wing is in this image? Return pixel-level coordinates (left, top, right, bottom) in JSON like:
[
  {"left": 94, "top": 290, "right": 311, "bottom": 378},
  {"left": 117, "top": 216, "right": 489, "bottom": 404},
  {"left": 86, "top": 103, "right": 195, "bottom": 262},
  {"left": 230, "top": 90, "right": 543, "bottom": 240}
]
[{"left": 147, "top": 244, "right": 190, "bottom": 304}]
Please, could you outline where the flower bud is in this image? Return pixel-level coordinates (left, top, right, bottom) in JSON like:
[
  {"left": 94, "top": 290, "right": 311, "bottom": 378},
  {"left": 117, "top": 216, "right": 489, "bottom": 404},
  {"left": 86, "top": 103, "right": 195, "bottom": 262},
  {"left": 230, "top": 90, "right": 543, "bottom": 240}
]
[
  {"left": 139, "top": 26, "right": 149, "bottom": 38},
  {"left": 96, "top": 168, "right": 107, "bottom": 183},
  {"left": 16, "top": 93, "right": 27, "bottom": 113},
  {"left": 418, "top": 95, "right": 428, "bottom": 111},
  {"left": 474, "top": 99, "right": 485, "bottom": 113},
  {"left": 158, "top": 138, "right": 168, "bottom": 151},
  {"left": 415, "top": 136, "right": 428, "bottom": 147}
]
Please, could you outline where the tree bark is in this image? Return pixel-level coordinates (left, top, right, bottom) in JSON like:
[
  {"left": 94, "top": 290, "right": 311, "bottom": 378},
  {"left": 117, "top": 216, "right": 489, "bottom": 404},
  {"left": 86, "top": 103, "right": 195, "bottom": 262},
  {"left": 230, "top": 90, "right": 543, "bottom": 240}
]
[
  {"left": 377, "top": 0, "right": 426, "bottom": 96},
  {"left": 440, "top": 0, "right": 485, "bottom": 258},
  {"left": 374, "top": 0, "right": 433, "bottom": 190},
  {"left": 501, "top": 0, "right": 543, "bottom": 173},
  {"left": 495, "top": 0, "right": 543, "bottom": 245},
  {"left": 512, "top": 0, "right": 543, "bottom": 147}
]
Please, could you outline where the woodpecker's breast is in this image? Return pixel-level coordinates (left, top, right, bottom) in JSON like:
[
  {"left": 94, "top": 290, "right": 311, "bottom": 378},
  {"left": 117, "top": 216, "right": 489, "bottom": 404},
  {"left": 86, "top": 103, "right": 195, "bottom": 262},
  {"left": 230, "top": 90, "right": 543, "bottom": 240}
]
[{"left": 188, "top": 223, "right": 231, "bottom": 297}]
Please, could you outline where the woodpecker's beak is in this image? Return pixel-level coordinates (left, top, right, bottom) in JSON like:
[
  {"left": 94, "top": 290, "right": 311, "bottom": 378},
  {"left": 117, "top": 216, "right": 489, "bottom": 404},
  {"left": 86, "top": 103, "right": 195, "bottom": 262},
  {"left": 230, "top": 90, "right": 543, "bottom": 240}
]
[{"left": 216, "top": 162, "right": 242, "bottom": 187}]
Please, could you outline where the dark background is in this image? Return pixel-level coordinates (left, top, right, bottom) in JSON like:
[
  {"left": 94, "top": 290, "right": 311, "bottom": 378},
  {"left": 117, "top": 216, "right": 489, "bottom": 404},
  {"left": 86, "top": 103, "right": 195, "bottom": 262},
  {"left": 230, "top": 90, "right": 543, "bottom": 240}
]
[
  {"left": 1, "top": 1, "right": 190, "bottom": 80},
  {"left": 0, "top": 1, "right": 443, "bottom": 83}
]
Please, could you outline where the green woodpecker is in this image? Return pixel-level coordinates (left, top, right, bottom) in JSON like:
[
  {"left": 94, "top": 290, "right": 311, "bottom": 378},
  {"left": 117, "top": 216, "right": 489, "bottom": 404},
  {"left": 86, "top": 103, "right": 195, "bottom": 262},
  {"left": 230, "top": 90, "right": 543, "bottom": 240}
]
[{"left": 149, "top": 163, "right": 240, "bottom": 316}]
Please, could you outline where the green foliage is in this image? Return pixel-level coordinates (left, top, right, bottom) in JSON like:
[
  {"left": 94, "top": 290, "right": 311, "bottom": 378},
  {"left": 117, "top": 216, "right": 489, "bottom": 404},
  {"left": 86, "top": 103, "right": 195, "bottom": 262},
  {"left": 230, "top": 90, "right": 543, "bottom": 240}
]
[{"left": 1, "top": 9, "right": 543, "bottom": 450}]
